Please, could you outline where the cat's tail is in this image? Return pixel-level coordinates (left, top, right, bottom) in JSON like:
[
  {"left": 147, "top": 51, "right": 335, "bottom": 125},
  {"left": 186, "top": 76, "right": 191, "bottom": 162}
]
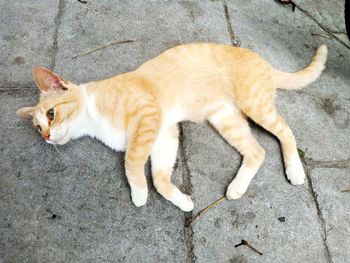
[{"left": 273, "top": 45, "right": 328, "bottom": 90}]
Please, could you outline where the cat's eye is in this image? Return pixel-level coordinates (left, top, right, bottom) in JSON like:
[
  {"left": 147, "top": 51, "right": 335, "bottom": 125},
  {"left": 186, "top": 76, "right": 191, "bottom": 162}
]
[
  {"left": 47, "top": 108, "right": 54, "bottom": 121},
  {"left": 36, "top": 125, "right": 42, "bottom": 132}
]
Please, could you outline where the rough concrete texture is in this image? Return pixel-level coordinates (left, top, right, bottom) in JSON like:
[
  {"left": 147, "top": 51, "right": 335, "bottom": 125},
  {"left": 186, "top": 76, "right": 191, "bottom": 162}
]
[
  {"left": 1, "top": 0, "right": 349, "bottom": 263},
  {"left": 227, "top": 0, "right": 350, "bottom": 161},
  {"left": 293, "top": 0, "right": 346, "bottom": 34},
  {"left": 310, "top": 168, "right": 350, "bottom": 263},
  {"left": 0, "top": 89, "right": 187, "bottom": 262},
  {"left": 54, "top": 0, "right": 231, "bottom": 83},
  {"left": 182, "top": 122, "right": 327, "bottom": 263},
  {"left": 0, "top": 1, "right": 58, "bottom": 87}
]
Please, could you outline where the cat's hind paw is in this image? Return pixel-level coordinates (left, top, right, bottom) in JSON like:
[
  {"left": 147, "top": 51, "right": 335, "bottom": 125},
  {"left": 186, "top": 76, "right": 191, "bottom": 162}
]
[
  {"left": 286, "top": 156, "right": 305, "bottom": 185},
  {"left": 288, "top": 172, "right": 305, "bottom": 185}
]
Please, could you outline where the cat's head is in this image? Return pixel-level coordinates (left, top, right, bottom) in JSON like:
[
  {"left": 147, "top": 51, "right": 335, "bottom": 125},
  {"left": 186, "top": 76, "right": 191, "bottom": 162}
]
[{"left": 16, "top": 67, "right": 83, "bottom": 145}]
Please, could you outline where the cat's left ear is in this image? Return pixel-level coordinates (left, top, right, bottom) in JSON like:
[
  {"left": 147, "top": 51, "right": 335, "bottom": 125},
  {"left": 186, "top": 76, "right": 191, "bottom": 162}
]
[
  {"left": 33, "top": 66, "right": 69, "bottom": 94},
  {"left": 16, "top": 106, "right": 35, "bottom": 119}
]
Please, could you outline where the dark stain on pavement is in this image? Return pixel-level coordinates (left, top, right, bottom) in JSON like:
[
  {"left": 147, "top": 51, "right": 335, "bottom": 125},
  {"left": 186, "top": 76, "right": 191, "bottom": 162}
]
[
  {"left": 322, "top": 97, "right": 340, "bottom": 116},
  {"left": 230, "top": 255, "right": 247, "bottom": 263},
  {"left": 231, "top": 210, "right": 256, "bottom": 228},
  {"left": 321, "top": 96, "right": 350, "bottom": 129},
  {"left": 12, "top": 56, "right": 25, "bottom": 65},
  {"left": 278, "top": 216, "right": 286, "bottom": 222}
]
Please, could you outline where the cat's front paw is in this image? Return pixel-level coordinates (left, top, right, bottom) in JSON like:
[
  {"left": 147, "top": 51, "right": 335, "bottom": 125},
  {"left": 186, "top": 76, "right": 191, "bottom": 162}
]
[
  {"left": 171, "top": 189, "right": 194, "bottom": 212},
  {"left": 178, "top": 194, "right": 194, "bottom": 212},
  {"left": 131, "top": 187, "right": 148, "bottom": 207},
  {"left": 286, "top": 156, "right": 305, "bottom": 185}
]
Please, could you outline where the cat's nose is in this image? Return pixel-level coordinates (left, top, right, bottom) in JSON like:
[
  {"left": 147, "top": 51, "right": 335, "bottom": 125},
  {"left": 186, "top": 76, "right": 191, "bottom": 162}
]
[{"left": 42, "top": 133, "right": 50, "bottom": 140}]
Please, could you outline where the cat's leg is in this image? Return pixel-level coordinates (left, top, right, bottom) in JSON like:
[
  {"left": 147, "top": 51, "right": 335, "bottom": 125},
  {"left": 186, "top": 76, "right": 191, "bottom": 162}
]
[
  {"left": 242, "top": 103, "right": 305, "bottom": 185},
  {"left": 207, "top": 103, "right": 266, "bottom": 199},
  {"left": 125, "top": 105, "right": 160, "bottom": 207},
  {"left": 151, "top": 125, "right": 194, "bottom": 211}
]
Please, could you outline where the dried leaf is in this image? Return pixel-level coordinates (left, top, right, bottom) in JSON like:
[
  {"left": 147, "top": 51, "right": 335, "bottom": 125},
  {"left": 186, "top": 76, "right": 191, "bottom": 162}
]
[{"left": 297, "top": 147, "right": 305, "bottom": 158}]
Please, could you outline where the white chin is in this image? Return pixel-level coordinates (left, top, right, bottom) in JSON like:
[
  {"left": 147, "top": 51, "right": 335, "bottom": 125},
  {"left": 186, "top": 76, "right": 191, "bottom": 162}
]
[
  {"left": 56, "top": 137, "right": 70, "bottom": 145},
  {"left": 45, "top": 136, "right": 70, "bottom": 145}
]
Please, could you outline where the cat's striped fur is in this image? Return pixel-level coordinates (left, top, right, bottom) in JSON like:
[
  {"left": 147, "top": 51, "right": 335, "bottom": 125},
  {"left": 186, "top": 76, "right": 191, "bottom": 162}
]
[{"left": 17, "top": 43, "right": 327, "bottom": 211}]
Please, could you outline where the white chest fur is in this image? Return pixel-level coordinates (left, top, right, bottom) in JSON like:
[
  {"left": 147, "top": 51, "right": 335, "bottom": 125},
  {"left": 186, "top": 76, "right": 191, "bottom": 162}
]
[{"left": 73, "top": 88, "right": 127, "bottom": 151}]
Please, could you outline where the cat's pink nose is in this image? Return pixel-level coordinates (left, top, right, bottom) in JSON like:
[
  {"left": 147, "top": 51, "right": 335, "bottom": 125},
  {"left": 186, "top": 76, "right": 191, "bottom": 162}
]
[{"left": 42, "top": 133, "right": 50, "bottom": 140}]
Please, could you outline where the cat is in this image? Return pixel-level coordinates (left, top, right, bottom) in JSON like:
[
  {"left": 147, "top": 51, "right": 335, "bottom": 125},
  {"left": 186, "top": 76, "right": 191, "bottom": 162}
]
[{"left": 16, "top": 43, "right": 327, "bottom": 211}]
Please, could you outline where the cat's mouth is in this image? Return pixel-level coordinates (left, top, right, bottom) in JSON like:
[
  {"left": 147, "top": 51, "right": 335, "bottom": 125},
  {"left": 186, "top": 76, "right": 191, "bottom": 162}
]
[{"left": 45, "top": 133, "right": 68, "bottom": 145}]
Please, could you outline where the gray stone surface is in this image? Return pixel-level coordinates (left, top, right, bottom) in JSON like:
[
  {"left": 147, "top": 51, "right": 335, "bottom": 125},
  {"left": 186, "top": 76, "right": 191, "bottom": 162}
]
[
  {"left": 54, "top": 0, "right": 231, "bottom": 83},
  {"left": 1, "top": 0, "right": 350, "bottom": 263},
  {"left": 293, "top": 0, "right": 346, "bottom": 34},
  {"left": 1, "top": 1, "right": 231, "bottom": 262},
  {"left": 227, "top": 0, "right": 350, "bottom": 161},
  {"left": 0, "top": 89, "right": 187, "bottom": 262},
  {"left": 182, "top": 122, "right": 327, "bottom": 263},
  {"left": 0, "top": 1, "right": 58, "bottom": 87},
  {"left": 310, "top": 168, "right": 350, "bottom": 263}
]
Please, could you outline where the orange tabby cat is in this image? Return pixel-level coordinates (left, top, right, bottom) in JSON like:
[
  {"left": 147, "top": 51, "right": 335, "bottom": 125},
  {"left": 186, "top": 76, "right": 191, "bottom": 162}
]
[{"left": 17, "top": 43, "right": 327, "bottom": 211}]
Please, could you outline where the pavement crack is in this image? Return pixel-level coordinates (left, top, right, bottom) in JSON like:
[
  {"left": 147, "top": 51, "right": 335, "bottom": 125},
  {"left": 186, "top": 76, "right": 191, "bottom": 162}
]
[
  {"left": 329, "top": 30, "right": 347, "bottom": 35},
  {"left": 293, "top": 2, "right": 350, "bottom": 49},
  {"left": 0, "top": 86, "right": 38, "bottom": 92},
  {"left": 302, "top": 162, "right": 333, "bottom": 263},
  {"left": 50, "top": 0, "right": 65, "bottom": 71},
  {"left": 304, "top": 158, "right": 350, "bottom": 169},
  {"left": 179, "top": 123, "right": 195, "bottom": 263},
  {"left": 222, "top": 0, "right": 241, "bottom": 47},
  {"left": 304, "top": 165, "right": 333, "bottom": 263}
]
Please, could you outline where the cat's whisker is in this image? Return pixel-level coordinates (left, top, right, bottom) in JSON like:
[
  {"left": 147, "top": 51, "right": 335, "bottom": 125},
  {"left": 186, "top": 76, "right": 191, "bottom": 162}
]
[{"left": 53, "top": 144, "right": 64, "bottom": 158}]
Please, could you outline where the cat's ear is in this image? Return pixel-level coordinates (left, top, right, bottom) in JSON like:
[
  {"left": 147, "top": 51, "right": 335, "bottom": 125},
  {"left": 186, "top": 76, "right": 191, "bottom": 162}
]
[
  {"left": 33, "top": 66, "right": 68, "bottom": 94},
  {"left": 16, "top": 106, "right": 35, "bottom": 119}
]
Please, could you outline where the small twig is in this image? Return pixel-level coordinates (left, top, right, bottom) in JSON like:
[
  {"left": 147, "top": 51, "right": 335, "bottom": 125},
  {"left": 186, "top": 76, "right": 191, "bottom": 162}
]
[
  {"left": 330, "top": 31, "right": 348, "bottom": 35},
  {"left": 341, "top": 189, "right": 350, "bottom": 192},
  {"left": 235, "top": 239, "right": 263, "bottom": 256},
  {"left": 311, "top": 33, "right": 333, "bottom": 39},
  {"left": 72, "top": 39, "right": 135, "bottom": 59},
  {"left": 77, "top": 0, "right": 88, "bottom": 3},
  {"left": 186, "top": 196, "right": 226, "bottom": 227}
]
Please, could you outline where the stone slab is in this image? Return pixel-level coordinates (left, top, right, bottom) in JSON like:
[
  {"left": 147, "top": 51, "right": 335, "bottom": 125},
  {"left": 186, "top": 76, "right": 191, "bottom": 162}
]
[
  {"left": 310, "top": 167, "right": 350, "bottom": 263},
  {"left": 182, "top": 121, "right": 327, "bottom": 263},
  {"left": 54, "top": 0, "right": 231, "bottom": 83},
  {"left": 1, "top": 0, "right": 349, "bottom": 262},
  {"left": 293, "top": 0, "right": 347, "bottom": 34},
  {"left": 226, "top": 0, "right": 350, "bottom": 161},
  {"left": 0, "top": 89, "right": 187, "bottom": 262},
  {"left": 0, "top": 1, "right": 233, "bottom": 262},
  {"left": 0, "top": 1, "right": 58, "bottom": 87}
]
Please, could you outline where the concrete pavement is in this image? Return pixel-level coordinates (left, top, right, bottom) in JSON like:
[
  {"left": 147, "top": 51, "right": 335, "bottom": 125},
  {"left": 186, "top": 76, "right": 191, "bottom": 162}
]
[{"left": 1, "top": 1, "right": 349, "bottom": 262}]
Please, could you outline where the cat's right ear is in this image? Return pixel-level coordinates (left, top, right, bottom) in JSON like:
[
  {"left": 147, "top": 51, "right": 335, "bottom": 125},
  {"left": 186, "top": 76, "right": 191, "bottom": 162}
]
[
  {"left": 33, "top": 66, "right": 68, "bottom": 94},
  {"left": 16, "top": 107, "right": 35, "bottom": 119}
]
